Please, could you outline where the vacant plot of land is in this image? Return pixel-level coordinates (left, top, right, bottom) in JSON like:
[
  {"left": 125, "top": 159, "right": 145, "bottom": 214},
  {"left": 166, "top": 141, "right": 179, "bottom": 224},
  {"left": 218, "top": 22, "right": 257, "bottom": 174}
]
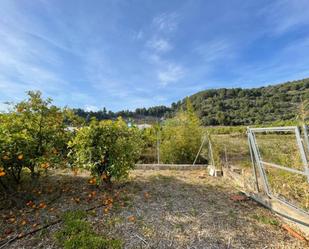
[{"left": 1, "top": 169, "right": 307, "bottom": 248}]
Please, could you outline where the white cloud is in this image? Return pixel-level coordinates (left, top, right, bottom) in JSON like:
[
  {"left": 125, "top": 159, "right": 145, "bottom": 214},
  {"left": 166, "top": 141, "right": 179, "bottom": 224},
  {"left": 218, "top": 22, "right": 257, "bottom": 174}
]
[
  {"left": 147, "top": 38, "right": 172, "bottom": 53},
  {"left": 0, "top": 102, "right": 12, "bottom": 112},
  {"left": 84, "top": 105, "right": 99, "bottom": 112},
  {"left": 158, "top": 64, "right": 185, "bottom": 86},
  {"left": 153, "top": 12, "right": 178, "bottom": 32}
]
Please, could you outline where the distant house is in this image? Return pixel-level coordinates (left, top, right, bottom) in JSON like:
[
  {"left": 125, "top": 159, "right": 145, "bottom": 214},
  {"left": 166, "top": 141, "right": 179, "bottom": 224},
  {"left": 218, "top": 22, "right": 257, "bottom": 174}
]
[
  {"left": 136, "top": 124, "right": 152, "bottom": 130},
  {"left": 65, "top": 126, "right": 78, "bottom": 132}
]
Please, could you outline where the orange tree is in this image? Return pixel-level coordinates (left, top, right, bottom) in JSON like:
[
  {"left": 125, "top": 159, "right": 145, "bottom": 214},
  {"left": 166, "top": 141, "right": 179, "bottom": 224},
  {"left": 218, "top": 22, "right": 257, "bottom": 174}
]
[
  {"left": 68, "top": 118, "right": 143, "bottom": 185},
  {"left": 0, "top": 91, "right": 70, "bottom": 184}
]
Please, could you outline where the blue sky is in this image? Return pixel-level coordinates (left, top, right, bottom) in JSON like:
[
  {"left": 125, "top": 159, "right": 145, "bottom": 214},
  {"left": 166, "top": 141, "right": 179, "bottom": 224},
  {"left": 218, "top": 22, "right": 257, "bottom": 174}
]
[{"left": 0, "top": 0, "right": 309, "bottom": 111}]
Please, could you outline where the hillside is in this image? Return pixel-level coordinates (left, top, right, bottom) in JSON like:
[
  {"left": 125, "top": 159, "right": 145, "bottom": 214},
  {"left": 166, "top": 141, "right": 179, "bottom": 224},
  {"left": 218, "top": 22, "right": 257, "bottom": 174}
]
[
  {"left": 74, "top": 78, "right": 309, "bottom": 126},
  {"left": 184, "top": 78, "right": 309, "bottom": 125}
]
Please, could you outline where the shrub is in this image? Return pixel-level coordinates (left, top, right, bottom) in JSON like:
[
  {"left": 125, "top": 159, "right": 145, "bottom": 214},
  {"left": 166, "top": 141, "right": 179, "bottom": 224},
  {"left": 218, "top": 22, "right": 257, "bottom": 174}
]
[
  {"left": 139, "top": 125, "right": 159, "bottom": 163},
  {"left": 0, "top": 91, "right": 70, "bottom": 183},
  {"left": 68, "top": 117, "right": 143, "bottom": 184},
  {"left": 160, "top": 99, "right": 204, "bottom": 164}
]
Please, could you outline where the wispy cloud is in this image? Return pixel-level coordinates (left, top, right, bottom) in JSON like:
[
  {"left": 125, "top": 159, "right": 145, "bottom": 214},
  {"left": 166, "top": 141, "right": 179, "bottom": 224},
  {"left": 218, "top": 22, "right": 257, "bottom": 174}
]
[
  {"left": 194, "top": 39, "right": 234, "bottom": 63},
  {"left": 260, "top": 0, "right": 309, "bottom": 35},
  {"left": 0, "top": 25, "right": 69, "bottom": 98},
  {"left": 229, "top": 36, "right": 309, "bottom": 87},
  {"left": 144, "top": 52, "right": 185, "bottom": 86},
  {"left": 132, "top": 30, "right": 144, "bottom": 41},
  {"left": 0, "top": 0, "right": 308, "bottom": 111},
  {"left": 140, "top": 11, "right": 184, "bottom": 87},
  {"left": 153, "top": 12, "right": 179, "bottom": 33},
  {"left": 158, "top": 64, "right": 185, "bottom": 86},
  {"left": 147, "top": 37, "right": 172, "bottom": 53}
]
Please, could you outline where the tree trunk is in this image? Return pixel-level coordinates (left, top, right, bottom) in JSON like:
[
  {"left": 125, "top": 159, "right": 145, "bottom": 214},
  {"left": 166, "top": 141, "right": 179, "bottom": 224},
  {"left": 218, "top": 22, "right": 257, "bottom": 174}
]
[{"left": 102, "top": 174, "right": 112, "bottom": 189}]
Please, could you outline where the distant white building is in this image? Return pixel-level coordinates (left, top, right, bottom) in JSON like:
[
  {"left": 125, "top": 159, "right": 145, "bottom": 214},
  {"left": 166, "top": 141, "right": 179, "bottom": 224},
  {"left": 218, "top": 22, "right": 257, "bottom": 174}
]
[
  {"left": 65, "top": 126, "right": 78, "bottom": 132},
  {"left": 137, "top": 124, "right": 152, "bottom": 130}
]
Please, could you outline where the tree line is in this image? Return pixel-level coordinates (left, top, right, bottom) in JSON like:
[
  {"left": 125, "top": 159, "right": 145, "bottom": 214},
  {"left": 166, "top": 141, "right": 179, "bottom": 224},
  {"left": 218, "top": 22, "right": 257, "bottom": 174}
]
[
  {"left": 74, "top": 78, "right": 309, "bottom": 126},
  {"left": 73, "top": 105, "right": 172, "bottom": 123}
]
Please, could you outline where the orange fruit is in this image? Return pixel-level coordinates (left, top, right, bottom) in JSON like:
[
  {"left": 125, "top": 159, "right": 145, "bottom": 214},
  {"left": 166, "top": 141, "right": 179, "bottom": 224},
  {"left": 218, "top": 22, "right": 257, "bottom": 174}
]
[
  {"left": 88, "top": 178, "right": 96, "bottom": 184},
  {"left": 9, "top": 217, "right": 16, "bottom": 223},
  {"left": 18, "top": 154, "right": 23, "bottom": 160},
  {"left": 38, "top": 202, "right": 47, "bottom": 209},
  {"left": 0, "top": 171, "right": 6, "bottom": 177},
  {"left": 41, "top": 163, "right": 50, "bottom": 169},
  {"left": 128, "top": 216, "right": 136, "bottom": 222}
]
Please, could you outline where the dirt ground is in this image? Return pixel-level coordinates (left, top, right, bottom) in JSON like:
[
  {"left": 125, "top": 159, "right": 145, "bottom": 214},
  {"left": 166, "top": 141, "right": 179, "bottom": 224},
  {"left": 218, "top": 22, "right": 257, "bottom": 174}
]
[{"left": 0, "top": 169, "right": 307, "bottom": 249}]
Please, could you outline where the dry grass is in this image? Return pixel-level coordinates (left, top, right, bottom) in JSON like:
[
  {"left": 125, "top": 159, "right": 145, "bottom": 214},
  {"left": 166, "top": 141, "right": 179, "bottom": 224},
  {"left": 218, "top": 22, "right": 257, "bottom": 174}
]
[
  {"left": 211, "top": 133, "right": 309, "bottom": 212},
  {"left": 1, "top": 169, "right": 307, "bottom": 249}
]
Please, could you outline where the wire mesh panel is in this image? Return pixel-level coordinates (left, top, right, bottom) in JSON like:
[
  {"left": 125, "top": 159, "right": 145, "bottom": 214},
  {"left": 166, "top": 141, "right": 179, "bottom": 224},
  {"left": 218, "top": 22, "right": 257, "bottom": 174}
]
[
  {"left": 248, "top": 126, "right": 309, "bottom": 214},
  {"left": 211, "top": 133, "right": 260, "bottom": 191},
  {"left": 211, "top": 134, "right": 252, "bottom": 168}
]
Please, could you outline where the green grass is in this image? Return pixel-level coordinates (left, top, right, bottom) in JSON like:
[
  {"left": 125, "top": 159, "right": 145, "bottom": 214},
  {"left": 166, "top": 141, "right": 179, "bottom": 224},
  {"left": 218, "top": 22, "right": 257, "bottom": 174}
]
[
  {"left": 55, "top": 210, "right": 122, "bottom": 249},
  {"left": 251, "top": 214, "right": 280, "bottom": 226}
]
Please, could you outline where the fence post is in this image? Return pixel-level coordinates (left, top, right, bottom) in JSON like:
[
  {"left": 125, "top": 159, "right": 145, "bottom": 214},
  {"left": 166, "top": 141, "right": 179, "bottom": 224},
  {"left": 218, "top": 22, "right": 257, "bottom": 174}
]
[
  {"left": 247, "top": 129, "right": 271, "bottom": 196},
  {"left": 295, "top": 127, "right": 309, "bottom": 182},
  {"left": 247, "top": 129, "right": 260, "bottom": 192},
  {"left": 303, "top": 124, "right": 309, "bottom": 154},
  {"left": 193, "top": 135, "right": 206, "bottom": 165}
]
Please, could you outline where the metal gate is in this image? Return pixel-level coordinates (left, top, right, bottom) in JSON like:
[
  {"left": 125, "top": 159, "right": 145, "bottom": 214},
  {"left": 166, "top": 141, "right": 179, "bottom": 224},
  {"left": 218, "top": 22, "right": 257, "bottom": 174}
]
[{"left": 247, "top": 126, "right": 309, "bottom": 215}]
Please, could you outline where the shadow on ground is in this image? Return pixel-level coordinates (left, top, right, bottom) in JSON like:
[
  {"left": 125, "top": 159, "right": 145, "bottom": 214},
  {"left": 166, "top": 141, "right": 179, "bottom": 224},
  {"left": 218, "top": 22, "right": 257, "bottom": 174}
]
[
  {"left": 1, "top": 169, "right": 306, "bottom": 249},
  {"left": 97, "top": 170, "right": 305, "bottom": 249}
]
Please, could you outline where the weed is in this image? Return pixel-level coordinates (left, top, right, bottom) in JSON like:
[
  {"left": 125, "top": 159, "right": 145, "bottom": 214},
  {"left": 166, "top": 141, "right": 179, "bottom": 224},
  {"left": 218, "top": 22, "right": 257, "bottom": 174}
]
[
  {"left": 63, "top": 210, "right": 87, "bottom": 221},
  {"left": 252, "top": 214, "right": 280, "bottom": 226},
  {"left": 55, "top": 210, "right": 122, "bottom": 249}
]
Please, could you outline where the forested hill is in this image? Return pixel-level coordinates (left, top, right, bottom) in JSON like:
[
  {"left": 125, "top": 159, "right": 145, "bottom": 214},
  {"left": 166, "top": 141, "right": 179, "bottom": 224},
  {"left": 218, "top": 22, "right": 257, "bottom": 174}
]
[
  {"left": 74, "top": 78, "right": 309, "bottom": 126},
  {"left": 181, "top": 78, "right": 309, "bottom": 125}
]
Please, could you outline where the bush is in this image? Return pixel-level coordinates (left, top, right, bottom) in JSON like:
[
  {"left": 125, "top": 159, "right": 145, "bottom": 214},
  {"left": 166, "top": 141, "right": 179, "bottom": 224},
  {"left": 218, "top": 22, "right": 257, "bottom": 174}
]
[
  {"left": 55, "top": 210, "right": 122, "bottom": 249},
  {"left": 68, "top": 117, "right": 143, "bottom": 184},
  {"left": 139, "top": 125, "right": 159, "bottom": 163},
  {"left": 160, "top": 99, "right": 204, "bottom": 164},
  {"left": 0, "top": 91, "right": 70, "bottom": 183}
]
